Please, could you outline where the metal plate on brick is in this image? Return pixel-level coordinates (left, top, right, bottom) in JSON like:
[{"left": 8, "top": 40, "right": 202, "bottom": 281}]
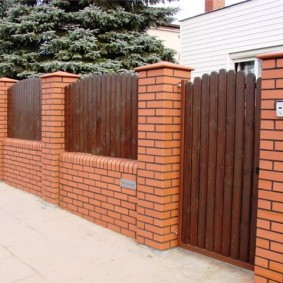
[{"left": 120, "top": 179, "right": 136, "bottom": 190}]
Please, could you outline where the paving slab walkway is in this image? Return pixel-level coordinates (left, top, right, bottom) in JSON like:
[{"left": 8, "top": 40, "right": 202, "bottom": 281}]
[{"left": 0, "top": 182, "right": 253, "bottom": 283}]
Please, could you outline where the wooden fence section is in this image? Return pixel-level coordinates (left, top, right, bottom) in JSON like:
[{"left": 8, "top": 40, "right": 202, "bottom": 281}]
[
  {"left": 8, "top": 78, "right": 42, "bottom": 141},
  {"left": 65, "top": 74, "right": 138, "bottom": 159},
  {"left": 180, "top": 70, "right": 261, "bottom": 267}
]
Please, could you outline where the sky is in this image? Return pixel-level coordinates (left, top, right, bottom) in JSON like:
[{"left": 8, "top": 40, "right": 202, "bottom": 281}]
[{"left": 154, "top": 0, "right": 245, "bottom": 23}]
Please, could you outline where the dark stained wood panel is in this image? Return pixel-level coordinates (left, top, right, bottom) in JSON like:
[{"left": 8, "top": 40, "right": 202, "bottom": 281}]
[
  {"left": 65, "top": 74, "right": 138, "bottom": 159},
  {"left": 180, "top": 69, "right": 260, "bottom": 268},
  {"left": 8, "top": 78, "right": 41, "bottom": 141}
]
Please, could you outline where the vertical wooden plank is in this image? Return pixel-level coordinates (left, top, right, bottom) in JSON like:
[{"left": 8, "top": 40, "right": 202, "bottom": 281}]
[
  {"left": 96, "top": 76, "right": 102, "bottom": 155},
  {"left": 222, "top": 70, "right": 236, "bottom": 257},
  {"left": 79, "top": 80, "right": 85, "bottom": 152},
  {"left": 249, "top": 78, "right": 261, "bottom": 265},
  {"left": 73, "top": 81, "right": 81, "bottom": 152},
  {"left": 19, "top": 81, "right": 24, "bottom": 139},
  {"left": 65, "top": 85, "right": 70, "bottom": 151},
  {"left": 131, "top": 75, "right": 138, "bottom": 160},
  {"left": 125, "top": 74, "right": 132, "bottom": 159},
  {"left": 181, "top": 81, "right": 194, "bottom": 244},
  {"left": 35, "top": 79, "right": 38, "bottom": 139},
  {"left": 100, "top": 75, "right": 106, "bottom": 156},
  {"left": 230, "top": 71, "right": 245, "bottom": 259},
  {"left": 7, "top": 86, "right": 11, "bottom": 138},
  {"left": 19, "top": 82, "right": 22, "bottom": 138},
  {"left": 85, "top": 77, "right": 91, "bottom": 153},
  {"left": 26, "top": 79, "right": 29, "bottom": 140},
  {"left": 110, "top": 75, "right": 117, "bottom": 157},
  {"left": 240, "top": 73, "right": 256, "bottom": 263},
  {"left": 84, "top": 77, "right": 89, "bottom": 153},
  {"left": 115, "top": 75, "right": 121, "bottom": 157},
  {"left": 17, "top": 83, "right": 20, "bottom": 138},
  {"left": 19, "top": 81, "right": 23, "bottom": 139},
  {"left": 25, "top": 79, "right": 28, "bottom": 139},
  {"left": 189, "top": 76, "right": 201, "bottom": 246},
  {"left": 38, "top": 79, "right": 42, "bottom": 141},
  {"left": 205, "top": 71, "right": 218, "bottom": 251},
  {"left": 69, "top": 83, "right": 76, "bottom": 152},
  {"left": 29, "top": 79, "right": 32, "bottom": 139},
  {"left": 197, "top": 74, "right": 209, "bottom": 248},
  {"left": 105, "top": 75, "right": 112, "bottom": 156},
  {"left": 13, "top": 84, "right": 17, "bottom": 138},
  {"left": 120, "top": 74, "right": 127, "bottom": 158},
  {"left": 29, "top": 79, "right": 32, "bottom": 140},
  {"left": 90, "top": 76, "right": 97, "bottom": 155}
]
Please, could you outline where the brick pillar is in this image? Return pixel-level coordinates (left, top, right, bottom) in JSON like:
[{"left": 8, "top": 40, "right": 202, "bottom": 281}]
[
  {"left": 0, "top": 78, "right": 18, "bottom": 180},
  {"left": 135, "top": 62, "right": 193, "bottom": 250},
  {"left": 254, "top": 52, "right": 283, "bottom": 283},
  {"left": 41, "top": 71, "right": 80, "bottom": 204}
]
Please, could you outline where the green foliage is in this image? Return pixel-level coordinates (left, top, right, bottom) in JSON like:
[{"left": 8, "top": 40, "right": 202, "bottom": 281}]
[{"left": 0, "top": 0, "right": 178, "bottom": 79}]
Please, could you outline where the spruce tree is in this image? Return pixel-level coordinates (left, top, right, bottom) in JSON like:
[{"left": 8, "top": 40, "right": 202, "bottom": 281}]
[{"left": 0, "top": 0, "right": 178, "bottom": 79}]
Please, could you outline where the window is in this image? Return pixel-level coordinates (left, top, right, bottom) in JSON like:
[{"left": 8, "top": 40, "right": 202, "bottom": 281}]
[
  {"left": 235, "top": 60, "right": 255, "bottom": 75},
  {"left": 233, "top": 58, "right": 261, "bottom": 78}
]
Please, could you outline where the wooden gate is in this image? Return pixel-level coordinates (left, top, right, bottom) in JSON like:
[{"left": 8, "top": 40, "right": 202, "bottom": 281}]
[{"left": 179, "top": 69, "right": 261, "bottom": 269}]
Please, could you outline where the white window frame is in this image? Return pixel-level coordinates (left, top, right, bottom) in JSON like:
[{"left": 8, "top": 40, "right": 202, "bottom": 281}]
[
  {"left": 233, "top": 58, "right": 261, "bottom": 78},
  {"left": 228, "top": 45, "right": 283, "bottom": 78}
]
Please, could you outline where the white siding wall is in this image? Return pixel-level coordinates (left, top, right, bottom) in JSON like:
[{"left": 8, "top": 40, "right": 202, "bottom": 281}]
[{"left": 180, "top": 0, "right": 283, "bottom": 78}]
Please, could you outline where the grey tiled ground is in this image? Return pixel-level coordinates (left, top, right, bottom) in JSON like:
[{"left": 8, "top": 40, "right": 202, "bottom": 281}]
[{"left": 0, "top": 182, "right": 253, "bottom": 283}]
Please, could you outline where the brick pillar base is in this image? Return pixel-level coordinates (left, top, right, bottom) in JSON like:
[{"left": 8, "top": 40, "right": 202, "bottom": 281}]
[
  {"left": 135, "top": 62, "right": 193, "bottom": 250},
  {"left": 0, "top": 78, "right": 18, "bottom": 180},
  {"left": 41, "top": 71, "right": 80, "bottom": 204}
]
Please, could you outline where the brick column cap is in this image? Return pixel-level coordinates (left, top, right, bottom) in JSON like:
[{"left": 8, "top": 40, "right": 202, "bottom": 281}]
[
  {"left": 134, "top": 61, "right": 194, "bottom": 72},
  {"left": 0, "top": 77, "right": 18, "bottom": 83},
  {"left": 257, "top": 51, "right": 283, "bottom": 59},
  {"left": 41, "top": 71, "right": 80, "bottom": 79}
]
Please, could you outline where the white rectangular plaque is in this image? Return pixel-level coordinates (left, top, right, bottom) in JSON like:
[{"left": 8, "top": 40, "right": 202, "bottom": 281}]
[{"left": 120, "top": 179, "right": 136, "bottom": 190}]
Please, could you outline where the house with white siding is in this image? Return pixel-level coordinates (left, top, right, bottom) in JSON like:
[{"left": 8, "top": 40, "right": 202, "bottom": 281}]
[
  {"left": 147, "top": 24, "right": 180, "bottom": 62},
  {"left": 180, "top": 0, "right": 283, "bottom": 78}
]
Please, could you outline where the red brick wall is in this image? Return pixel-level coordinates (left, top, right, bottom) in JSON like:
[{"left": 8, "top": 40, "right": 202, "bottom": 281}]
[
  {"left": 254, "top": 52, "right": 283, "bottom": 283},
  {"left": 3, "top": 138, "right": 42, "bottom": 197},
  {"left": 60, "top": 152, "right": 138, "bottom": 239}
]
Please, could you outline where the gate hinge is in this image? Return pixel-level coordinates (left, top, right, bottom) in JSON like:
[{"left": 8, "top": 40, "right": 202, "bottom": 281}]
[{"left": 256, "top": 167, "right": 260, "bottom": 175}]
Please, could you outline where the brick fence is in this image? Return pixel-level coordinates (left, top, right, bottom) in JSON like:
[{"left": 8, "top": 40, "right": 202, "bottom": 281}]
[
  {"left": 254, "top": 52, "right": 283, "bottom": 283},
  {"left": 0, "top": 58, "right": 283, "bottom": 281},
  {"left": 0, "top": 62, "right": 192, "bottom": 249}
]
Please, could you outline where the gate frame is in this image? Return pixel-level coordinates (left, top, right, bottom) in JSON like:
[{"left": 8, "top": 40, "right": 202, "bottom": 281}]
[{"left": 178, "top": 77, "right": 256, "bottom": 271}]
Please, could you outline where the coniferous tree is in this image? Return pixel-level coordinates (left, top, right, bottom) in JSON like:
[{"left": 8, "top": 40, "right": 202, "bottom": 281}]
[{"left": 0, "top": 0, "right": 178, "bottom": 79}]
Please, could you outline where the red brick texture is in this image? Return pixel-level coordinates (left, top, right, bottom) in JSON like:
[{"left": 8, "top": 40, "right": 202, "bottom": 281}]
[
  {"left": 205, "top": 0, "right": 225, "bottom": 13},
  {"left": 0, "top": 78, "right": 18, "bottom": 180},
  {"left": 135, "top": 62, "right": 192, "bottom": 250},
  {"left": 3, "top": 138, "right": 42, "bottom": 196},
  {"left": 41, "top": 72, "right": 80, "bottom": 204},
  {"left": 60, "top": 153, "right": 138, "bottom": 238},
  {"left": 255, "top": 53, "right": 283, "bottom": 283}
]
